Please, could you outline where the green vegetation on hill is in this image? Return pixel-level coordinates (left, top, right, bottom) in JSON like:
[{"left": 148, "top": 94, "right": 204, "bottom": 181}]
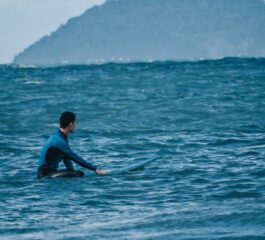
[{"left": 14, "top": 0, "right": 265, "bottom": 64}]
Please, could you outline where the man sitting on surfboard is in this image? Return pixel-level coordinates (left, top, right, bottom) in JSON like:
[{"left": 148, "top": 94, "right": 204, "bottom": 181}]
[{"left": 38, "top": 111, "right": 107, "bottom": 178}]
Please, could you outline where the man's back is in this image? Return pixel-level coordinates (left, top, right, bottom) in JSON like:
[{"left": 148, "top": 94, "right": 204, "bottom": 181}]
[{"left": 39, "top": 130, "right": 68, "bottom": 170}]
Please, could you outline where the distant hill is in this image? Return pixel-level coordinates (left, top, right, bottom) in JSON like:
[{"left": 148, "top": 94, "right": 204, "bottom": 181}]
[{"left": 13, "top": 0, "right": 265, "bottom": 65}]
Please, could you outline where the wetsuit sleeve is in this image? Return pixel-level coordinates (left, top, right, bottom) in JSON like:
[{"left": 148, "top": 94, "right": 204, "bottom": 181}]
[
  {"left": 58, "top": 141, "right": 97, "bottom": 172},
  {"left": 63, "top": 157, "right": 74, "bottom": 171}
]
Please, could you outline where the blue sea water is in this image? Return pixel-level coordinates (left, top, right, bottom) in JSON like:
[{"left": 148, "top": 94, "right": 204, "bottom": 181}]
[{"left": 0, "top": 58, "right": 265, "bottom": 240}]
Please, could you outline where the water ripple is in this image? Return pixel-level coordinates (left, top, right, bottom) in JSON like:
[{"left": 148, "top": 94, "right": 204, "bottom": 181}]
[{"left": 0, "top": 58, "right": 265, "bottom": 239}]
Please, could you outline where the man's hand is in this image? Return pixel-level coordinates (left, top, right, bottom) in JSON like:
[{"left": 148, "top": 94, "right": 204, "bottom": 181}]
[{"left": 96, "top": 169, "right": 108, "bottom": 175}]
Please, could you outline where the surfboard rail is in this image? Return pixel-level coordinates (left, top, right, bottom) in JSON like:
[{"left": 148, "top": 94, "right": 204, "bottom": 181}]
[{"left": 109, "top": 158, "right": 157, "bottom": 174}]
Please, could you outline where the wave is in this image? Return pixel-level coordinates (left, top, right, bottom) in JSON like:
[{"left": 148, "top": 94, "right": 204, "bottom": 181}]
[{"left": 1, "top": 56, "right": 265, "bottom": 69}]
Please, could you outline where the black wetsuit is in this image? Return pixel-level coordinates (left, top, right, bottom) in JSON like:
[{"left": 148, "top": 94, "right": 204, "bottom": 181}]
[{"left": 38, "top": 129, "right": 97, "bottom": 178}]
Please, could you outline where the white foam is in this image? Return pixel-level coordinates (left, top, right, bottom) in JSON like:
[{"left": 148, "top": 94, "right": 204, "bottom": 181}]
[{"left": 24, "top": 80, "right": 46, "bottom": 85}]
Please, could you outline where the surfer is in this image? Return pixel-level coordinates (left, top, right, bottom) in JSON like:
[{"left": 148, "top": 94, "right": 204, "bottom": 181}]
[{"left": 38, "top": 111, "right": 108, "bottom": 178}]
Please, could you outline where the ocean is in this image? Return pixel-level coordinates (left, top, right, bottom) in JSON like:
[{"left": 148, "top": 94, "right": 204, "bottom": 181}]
[{"left": 0, "top": 58, "right": 265, "bottom": 239}]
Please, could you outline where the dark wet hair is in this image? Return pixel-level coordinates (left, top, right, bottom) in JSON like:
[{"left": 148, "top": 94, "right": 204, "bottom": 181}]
[{"left": 60, "top": 112, "right": 76, "bottom": 128}]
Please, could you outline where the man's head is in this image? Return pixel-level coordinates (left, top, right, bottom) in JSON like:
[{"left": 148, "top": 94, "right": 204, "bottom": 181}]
[{"left": 59, "top": 111, "right": 76, "bottom": 133}]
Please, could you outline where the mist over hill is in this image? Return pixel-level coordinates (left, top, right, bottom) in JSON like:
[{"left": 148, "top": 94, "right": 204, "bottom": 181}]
[{"left": 13, "top": 0, "right": 265, "bottom": 65}]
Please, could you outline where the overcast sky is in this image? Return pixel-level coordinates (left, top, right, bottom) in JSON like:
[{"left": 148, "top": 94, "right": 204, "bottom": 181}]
[{"left": 0, "top": 0, "right": 105, "bottom": 63}]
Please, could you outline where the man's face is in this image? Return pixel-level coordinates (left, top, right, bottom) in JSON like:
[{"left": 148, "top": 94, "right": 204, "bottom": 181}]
[{"left": 69, "top": 121, "right": 76, "bottom": 133}]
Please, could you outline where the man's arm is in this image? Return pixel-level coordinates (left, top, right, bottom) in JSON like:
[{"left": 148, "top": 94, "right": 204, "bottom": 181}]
[
  {"left": 57, "top": 141, "right": 97, "bottom": 172},
  {"left": 63, "top": 157, "right": 74, "bottom": 171}
]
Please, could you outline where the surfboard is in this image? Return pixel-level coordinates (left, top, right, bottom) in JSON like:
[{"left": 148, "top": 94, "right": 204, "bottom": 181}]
[{"left": 109, "top": 158, "right": 157, "bottom": 174}]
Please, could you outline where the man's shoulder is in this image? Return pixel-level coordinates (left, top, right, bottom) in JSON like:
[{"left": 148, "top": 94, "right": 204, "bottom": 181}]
[{"left": 49, "top": 130, "right": 67, "bottom": 145}]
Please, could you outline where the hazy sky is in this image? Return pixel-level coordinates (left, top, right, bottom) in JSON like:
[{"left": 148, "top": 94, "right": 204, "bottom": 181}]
[{"left": 0, "top": 0, "right": 105, "bottom": 63}]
